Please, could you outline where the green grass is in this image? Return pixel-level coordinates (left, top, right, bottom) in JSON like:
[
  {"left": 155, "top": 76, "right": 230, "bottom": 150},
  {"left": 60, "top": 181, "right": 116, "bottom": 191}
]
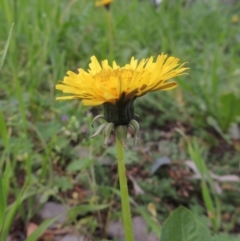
[{"left": 1, "top": 0, "right": 240, "bottom": 240}]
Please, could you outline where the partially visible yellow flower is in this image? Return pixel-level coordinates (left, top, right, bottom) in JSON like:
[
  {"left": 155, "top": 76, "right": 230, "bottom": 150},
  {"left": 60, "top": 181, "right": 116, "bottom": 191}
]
[
  {"left": 232, "top": 15, "right": 239, "bottom": 24},
  {"left": 56, "top": 54, "right": 187, "bottom": 106},
  {"left": 95, "top": 0, "right": 113, "bottom": 7}
]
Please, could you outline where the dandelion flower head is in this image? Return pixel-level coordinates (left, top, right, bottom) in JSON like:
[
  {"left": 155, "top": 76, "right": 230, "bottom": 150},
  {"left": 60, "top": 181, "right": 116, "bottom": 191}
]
[
  {"left": 95, "top": 0, "right": 113, "bottom": 7},
  {"left": 56, "top": 54, "right": 188, "bottom": 107},
  {"left": 232, "top": 15, "right": 239, "bottom": 24}
]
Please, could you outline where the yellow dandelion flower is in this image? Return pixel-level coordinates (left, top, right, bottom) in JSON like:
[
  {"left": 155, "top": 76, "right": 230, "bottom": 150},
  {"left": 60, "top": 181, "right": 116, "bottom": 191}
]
[
  {"left": 232, "top": 15, "right": 239, "bottom": 24},
  {"left": 56, "top": 54, "right": 187, "bottom": 106},
  {"left": 95, "top": 0, "right": 113, "bottom": 7},
  {"left": 56, "top": 54, "right": 188, "bottom": 144}
]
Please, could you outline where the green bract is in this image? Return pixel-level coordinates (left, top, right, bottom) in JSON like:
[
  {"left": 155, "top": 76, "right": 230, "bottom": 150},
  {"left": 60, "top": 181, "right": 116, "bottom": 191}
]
[{"left": 91, "top": 100, "right": 139, "bottom": 146}]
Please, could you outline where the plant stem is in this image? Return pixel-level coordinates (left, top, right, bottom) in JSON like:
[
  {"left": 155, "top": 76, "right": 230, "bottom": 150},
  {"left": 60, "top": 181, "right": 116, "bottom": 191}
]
[
  {"left": 116, "top": 137, "right": 134, "bottom": 241},
  {"left": 104, "top": 8, "right": 114, "bottom": 62}
]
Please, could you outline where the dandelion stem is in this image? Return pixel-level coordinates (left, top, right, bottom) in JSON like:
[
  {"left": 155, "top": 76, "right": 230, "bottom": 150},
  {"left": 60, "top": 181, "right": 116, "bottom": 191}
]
[
  {"left": 104, "top": 9, "right": 114, "bottom": 62},
  {"left": 116, "top": 137, "right": 134, "bottom": 241}
]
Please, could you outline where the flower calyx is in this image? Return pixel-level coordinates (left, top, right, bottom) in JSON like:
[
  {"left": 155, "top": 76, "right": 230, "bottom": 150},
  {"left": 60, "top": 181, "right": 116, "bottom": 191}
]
[
  {"left": 91, "top": 100, "right": 140, "bottom": 147},
  {"left": 91, "top": 118, "right": 139, "bottom": 147}
]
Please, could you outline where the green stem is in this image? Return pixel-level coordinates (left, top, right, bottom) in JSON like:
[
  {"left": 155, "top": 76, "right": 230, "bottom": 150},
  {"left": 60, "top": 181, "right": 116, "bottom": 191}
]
[
  {"left": 104, "top": 9, "right": 114, "bottom": 62},
  {"left": 116, "top": 137, "right": 134, "bottom": 241}
]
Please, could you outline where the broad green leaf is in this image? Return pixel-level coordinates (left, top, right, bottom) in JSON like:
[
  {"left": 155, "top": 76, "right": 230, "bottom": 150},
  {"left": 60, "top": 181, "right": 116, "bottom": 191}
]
[
  {"left": 160, "top": 206, "right": 212, "bottom": 241},
  {"left": 0, "top": 23, "right": 13, "bottom": 71},
  {"left": 219, "top": 93, "right": 240, "bottom": 131}
]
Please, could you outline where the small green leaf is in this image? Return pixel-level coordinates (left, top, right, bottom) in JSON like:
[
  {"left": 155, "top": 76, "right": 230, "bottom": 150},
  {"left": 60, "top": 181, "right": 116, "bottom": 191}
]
[
  {"left": 160, "top": 206, "right": 212, "bottom": 241},
  {"left": 54, "top": 176, "right": 73, "bottom": 192},
  {"left": 68, "top": 204, "right": 109, "bottom": 220},
  {"left": 67, "top": 158, "right": 93, "bottom": 172}
]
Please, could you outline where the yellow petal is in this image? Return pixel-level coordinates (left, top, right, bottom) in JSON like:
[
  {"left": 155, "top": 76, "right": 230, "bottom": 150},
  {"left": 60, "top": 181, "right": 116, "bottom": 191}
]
[{"left": 55, "top": 54, "right": 188, "bottom": 106}]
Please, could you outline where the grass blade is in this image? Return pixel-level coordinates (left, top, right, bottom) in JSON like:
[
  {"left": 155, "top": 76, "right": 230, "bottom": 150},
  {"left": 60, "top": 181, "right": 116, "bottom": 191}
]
[
  {"left": 0, "top": 23, "right": 14, "bottom": 71},
  {"left": 0, "top": 111, "right": 9, "bottom": 150},
  {"left": 25, "top": 216, "right": 59, "bottom": 241},
  {"left": 0, "top": 173, "right": 6, "bottom": 233}
]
